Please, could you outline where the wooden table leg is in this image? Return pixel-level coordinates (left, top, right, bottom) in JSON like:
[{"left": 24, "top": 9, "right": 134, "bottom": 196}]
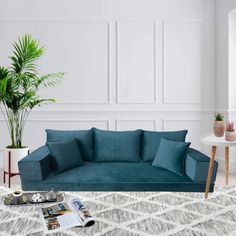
[
  {"left": 225, "top": 146, "right": 229, "bottom": 185},
  {"left": 8, "top": 175, "right": 11, "bottom": 188},
  {"left": 205, "top": 145, "right": 217, "bottom": 199}
]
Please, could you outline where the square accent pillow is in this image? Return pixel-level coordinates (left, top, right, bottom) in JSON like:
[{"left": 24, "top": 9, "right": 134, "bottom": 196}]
[
  {"left": 47, "top": 139, "right": 84, "bottom": 174},
  {"left": 152, "top": 138, "right": 191, "bottom": 176},
  {"left": 46, "top": 129, "right": 93, "bottom": 161},
  {"left": 141, "top": 130, "right": 188, "bottom": 162},
  {"left": 94, "top": 128, "right": 142, "bottom": 162}
]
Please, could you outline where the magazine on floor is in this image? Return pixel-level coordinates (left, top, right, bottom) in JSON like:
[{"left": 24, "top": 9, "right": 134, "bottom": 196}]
[{"left": 40, "top": 198, "right": 95, "bottom": 233}]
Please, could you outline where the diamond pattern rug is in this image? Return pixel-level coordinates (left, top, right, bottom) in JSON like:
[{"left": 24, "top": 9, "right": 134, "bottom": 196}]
[{"left": 0, "top": 186, "right": 236, "bottom": 236}]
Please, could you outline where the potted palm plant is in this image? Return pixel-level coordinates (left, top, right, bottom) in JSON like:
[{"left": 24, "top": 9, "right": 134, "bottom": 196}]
[{"left": 0, "top": 34, "right": 64, "bottom": 174}]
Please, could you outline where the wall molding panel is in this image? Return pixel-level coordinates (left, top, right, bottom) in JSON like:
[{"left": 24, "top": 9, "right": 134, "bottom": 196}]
[
  {"left": 0, "top": 0, "right": 215, "bottom": 159},
  {"left": 162, "top": 20, "right": 203, "bottom": 105},
  {"left": 116, "top": 21, "right": 157, "bottom": 104}
]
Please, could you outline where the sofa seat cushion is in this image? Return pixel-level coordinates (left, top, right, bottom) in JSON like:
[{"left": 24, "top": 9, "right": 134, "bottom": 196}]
[{"left": 44, "top": 162, "right": 192, "bottom": 184}]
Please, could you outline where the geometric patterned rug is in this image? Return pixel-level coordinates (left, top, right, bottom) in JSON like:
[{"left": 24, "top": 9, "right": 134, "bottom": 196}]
[{"left": 0, "top": 186, "right": 236, "bottom": 236}]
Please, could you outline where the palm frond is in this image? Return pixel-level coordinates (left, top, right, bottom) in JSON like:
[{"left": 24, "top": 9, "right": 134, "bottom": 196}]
[
  {"left": 0, "top": 77, "right": 9, "bottom": 99},
  {"left": 0, "top": 66, "right": 9, "bottom": 79},
  {"left": 0, "top": 67, "right": 10, "bottom": 99},
  {"left": 35, "top": 72, "right": 65, "bottom": 89},
  {"left": 10, "top": 34, "right": 45, "bottom": 76},
  {"left": 28, "top": 97, "right": 56, "bottom": 109}
]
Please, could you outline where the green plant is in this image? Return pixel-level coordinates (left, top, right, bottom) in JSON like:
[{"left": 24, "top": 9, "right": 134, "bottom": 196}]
[
  {"left": 215, "top": 113, "right": 224, "bottom": 121},
  {"left": 0, "top": 34, "right": 64, "bottom": 148}
]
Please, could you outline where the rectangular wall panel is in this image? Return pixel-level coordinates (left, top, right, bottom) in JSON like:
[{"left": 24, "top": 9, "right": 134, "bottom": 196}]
[
  {"left": 163, "top": 20, "right": 202, "bottom": 104},
  {"left": 117, "top": 21, "right": 155, "bottom": 103},
  {"left": 163, "top": 119, "right": 201, "bottom": 149},
  {"left": 0, "top": 21, "right": 110, "bottom": 104},
  {"left": 116, "top": 120, "right": 156, "bottom": 131}
]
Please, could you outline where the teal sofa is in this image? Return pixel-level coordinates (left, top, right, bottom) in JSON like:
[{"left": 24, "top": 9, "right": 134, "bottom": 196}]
[{"left": 18, "top": 128, "right": 218, "bottom": 192}]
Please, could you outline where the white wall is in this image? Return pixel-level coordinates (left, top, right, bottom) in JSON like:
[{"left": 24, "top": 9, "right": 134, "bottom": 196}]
[
  {"left": 216, "top": 0, "right": 236, "bottom": 112},
  {"left": 0, "top": 0, "right": 216, "bottom": 166},
  {"left": 215, "top": 0, "right": 236, "bottom": 173}
]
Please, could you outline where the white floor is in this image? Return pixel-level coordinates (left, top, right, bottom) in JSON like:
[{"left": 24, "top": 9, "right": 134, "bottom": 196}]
[{"left": 0, "top": 168, "right": 235, "bottom": 189}]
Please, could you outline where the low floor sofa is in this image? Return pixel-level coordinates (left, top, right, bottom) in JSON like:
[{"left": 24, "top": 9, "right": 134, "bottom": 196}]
[{"left": 19, "top": 128, "right": 218, "bottom": 192}]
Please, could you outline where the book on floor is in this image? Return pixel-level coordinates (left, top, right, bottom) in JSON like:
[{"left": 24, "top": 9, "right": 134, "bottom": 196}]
[{"left": 40, "top": 197, "right": 95, "bottom": 233}]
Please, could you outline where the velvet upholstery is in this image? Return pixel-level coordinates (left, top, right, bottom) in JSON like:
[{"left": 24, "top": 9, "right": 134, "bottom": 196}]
[
  {"left": 18, "top": 145, "right": 53, "bottom": 182},
  {"left": 94, "top": 128, "right": 142, "bottom": 162},
  {"left": 20, "top": 162, "right": 215, "bottom": 192},
  {"left": 46, "top": 162, "right": 192, "bottom": 183},
  {"left": 19, "top": 129, "right": 218, "bottom": 193},
  {"left": 141, "top": 130, "right": 188, "bottom": 161},
  {"left": 47, "top": 139, "right": 84, "bottom": 174},
  {"left": 46, "top": 129, "right": 93, "bottom": 161},
  {"left": 185, "top": 148, "right": 218, "bottom": 183},
  {"left": 19, "top": 146, "right": 217, "bottom": 192},
  {"left": 21, "top": 182, "right": 214, "bottom": 192},
  {"left": 152, "top": 138, "right": 191, "bottom": 176}
]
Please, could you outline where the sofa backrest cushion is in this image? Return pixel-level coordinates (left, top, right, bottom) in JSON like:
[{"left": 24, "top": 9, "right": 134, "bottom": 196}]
[
  {"left": 47, "top": 139, "right": 84, "bottom": 174},
  {"left": 46, "top": 129, "right": 93, "bottom": 161},
  {"left": 94, "top": 128, "right": 142, "bottom": 162},
  {"left": 141, "top": 130, "right": 188, "bottom": 161}
]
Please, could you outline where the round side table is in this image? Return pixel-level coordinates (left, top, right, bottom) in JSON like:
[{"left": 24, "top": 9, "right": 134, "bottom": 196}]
[{"left": 201, "top": 134, "right": 236, "bottom": 199}]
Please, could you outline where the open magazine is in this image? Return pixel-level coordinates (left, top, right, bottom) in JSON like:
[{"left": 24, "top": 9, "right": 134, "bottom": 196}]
[{"left": 40, "top": 198, "right": 95, "bottom": 233}]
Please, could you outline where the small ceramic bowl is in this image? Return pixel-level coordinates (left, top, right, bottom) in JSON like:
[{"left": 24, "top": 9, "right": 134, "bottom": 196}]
[
  {"left": 45, "top": 190, "right": 57, "bottom": 202},
  {"left": 30, "top": 193, "right": 45, "bottom": 203}
]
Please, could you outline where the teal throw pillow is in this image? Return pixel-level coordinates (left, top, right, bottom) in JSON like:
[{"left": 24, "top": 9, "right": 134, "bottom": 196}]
[
  {"left": 47, "top": 139, "right": 84, "bottom": 174},
  {"left": 152, "top": 138, "right": 190, "bottom": 176},
  {"left": 141, "top": 130, "right": 188, "bottom": 161},
  {"left": 46, "top": 129, "right": 93, "bottom": 161}
]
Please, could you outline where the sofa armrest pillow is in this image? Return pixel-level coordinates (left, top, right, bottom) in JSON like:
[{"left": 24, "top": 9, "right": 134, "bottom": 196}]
[
  {"left": 94, "top": 128, "right": 142, "bottom": 162},
  {"left": 185, "top": 148, "right": 218, "bottom": 183},
  {"left": 18, "top": 145, "right": 53, "bottom": 182},
  {"left": 47, "top": 139, "right": 84, "bottom": 174},
  {"left": 46, "top": 129, "right": 93, "bottom": 161},
  {"left": 142, "top": 130, "right": 188, "bottom": 161},
  {"left": 152, "top": 138, "right": 191, "bottom": 176}
]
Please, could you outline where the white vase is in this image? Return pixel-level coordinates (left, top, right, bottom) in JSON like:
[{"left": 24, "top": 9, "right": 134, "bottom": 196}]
[{"left": 4, "top": 147, "right": 29, "bottom": 173}]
